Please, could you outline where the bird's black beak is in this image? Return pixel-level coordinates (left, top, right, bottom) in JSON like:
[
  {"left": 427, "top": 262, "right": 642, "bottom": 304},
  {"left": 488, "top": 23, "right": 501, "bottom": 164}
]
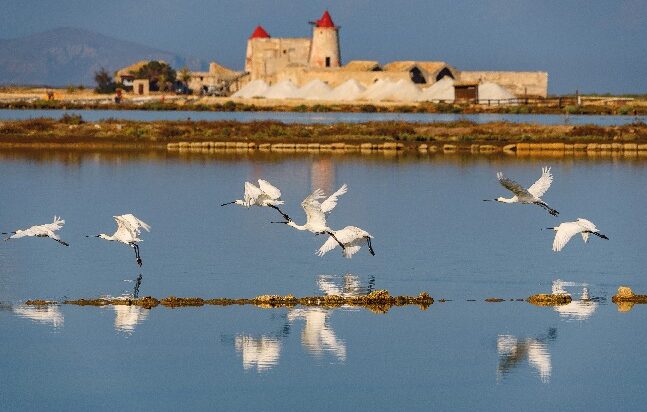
[
  {"left": 85, "top": 235, "right": 100, "bottom": 238},
  {"left": 270, "top": 221, "right": 288, "bottom": 224},
  {"left": 600, "top": 234, "right": 609, "bottom": 240},
  {"left": 221, "top": 201, "right": 235, "bottom": 207}
]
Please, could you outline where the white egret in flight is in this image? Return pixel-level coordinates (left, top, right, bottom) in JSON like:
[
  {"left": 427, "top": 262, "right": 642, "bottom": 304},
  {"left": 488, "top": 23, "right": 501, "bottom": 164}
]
[
  {"left": 485, "top": 167, "right": 559, "bottom": 216},
  {"left": 3, "top": 216, "right": 69, "bottom": 246},
  {"left": 89, "top": 214, "right": 151, "bottom": 266}
]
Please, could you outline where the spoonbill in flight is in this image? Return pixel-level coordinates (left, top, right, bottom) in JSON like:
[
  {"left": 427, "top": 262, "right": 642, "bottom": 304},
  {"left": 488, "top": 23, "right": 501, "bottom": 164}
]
[
  {"left": 3, "top": 216, "right": 69, "bottom": 246},
  {"left": 221, "top": 179, "right": 290, "bottom": 220},
  {"left": 89, "top": 214, "right": 150, "bottom": 266},
  {"left": 485, "top": 167, "right": 559, "bottom": 216},
  {"left": 545, "top": 218, "right": 608, "bottom": 252},
  {"left": 317, "top": 226, "right": 375, "bottom": 259},
  {"left": 272, "top": 184, "right": 348, "bottom": 248}
]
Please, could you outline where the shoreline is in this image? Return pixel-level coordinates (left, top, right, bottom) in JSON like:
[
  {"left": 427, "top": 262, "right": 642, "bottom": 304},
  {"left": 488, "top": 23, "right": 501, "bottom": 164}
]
[{"left": 1, "top": 117, "right": 646, "bottom": 159}]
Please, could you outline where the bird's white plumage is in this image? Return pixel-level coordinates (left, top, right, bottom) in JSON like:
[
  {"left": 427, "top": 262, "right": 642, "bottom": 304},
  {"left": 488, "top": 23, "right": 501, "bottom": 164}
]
[
  {"left": 289, "top": 184, "right": 348, "bottom": 233},
  {"left": 111, "top": 214, "right": 151, "bottom": 243},
  {"left": 320, "top": 184, "right": 347, "bottom": 214},
  {"left": 551, "top": 218, "right": 601, "bottom": 252},
  {"left": 317, "top": 226, "right": 373, "bottom": 259},
  {"left": 527, "top": 167, "right": 554, "bottom": 198},
  {"left": 257, "top": 179, "right": 282, "bottom": 200},
  {"left": 240, "top": 180, "right": 284, "bottom": 207},
  {"left": 7, "top": 216, "right": 67, "bottom": 245}
]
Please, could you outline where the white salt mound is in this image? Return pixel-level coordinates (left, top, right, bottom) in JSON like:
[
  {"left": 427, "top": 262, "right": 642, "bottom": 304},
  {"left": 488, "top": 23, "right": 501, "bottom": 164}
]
[
  {"left": 263, "top": 80, "right": 300, "bottom": 99},
  {"left": 387, "top": 79, "right": 421, "bottom": 102},
  {"left": 417, "top": 77, "right": 455, "bottom": 102},
  {"left": 327, "top": 79, "right": 366, "bottom": 101},
  {"left": 478, "top": 82, "right": 516, "bottom": 104},
  {"left": 360, "top": 79, "right": 398, "bottom": 101},
  {"left": 232, "top": 79, "right": 269, "bottom": 99},
  {"left": 295, "top": 79, "right": 333, "bottom": 100}
]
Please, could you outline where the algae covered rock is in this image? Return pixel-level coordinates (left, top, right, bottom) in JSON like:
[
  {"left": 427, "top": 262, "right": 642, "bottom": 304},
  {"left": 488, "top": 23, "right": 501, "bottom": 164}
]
[
  {"left": 527, "top": 293, "right": 572, "bottom": 306},
  {"left": 612, "top": 286, "right": 647, "bottom": 304}
]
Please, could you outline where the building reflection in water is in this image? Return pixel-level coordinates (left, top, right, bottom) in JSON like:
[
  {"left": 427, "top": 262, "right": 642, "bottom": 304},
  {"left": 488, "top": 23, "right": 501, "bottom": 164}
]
[
  {"left": 310, "top": 157, "right": 334, "bottom": 194},
  {"left": 113, "top": 305, "right": 149, "bottom": 333},
  {"left": 497, "top": 328, "right": 557, "bottom": 383},
  {"left": 13, "top": 304, "right": 64, "bottom": 328},
  {"left": 234, "top": 335, "right": 282, "bottom": 372},
  {"left": 551, "top": 279, "right": 598, "bottom": 321}
]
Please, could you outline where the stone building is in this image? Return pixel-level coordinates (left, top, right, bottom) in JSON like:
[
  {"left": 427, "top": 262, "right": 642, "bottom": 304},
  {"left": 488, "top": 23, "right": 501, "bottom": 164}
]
[
  {"left": 187, "top": 62, "right": 244, "bottom": 94},
  {"left": 241, "top": 10, "right": 549, "bottom": 98}
]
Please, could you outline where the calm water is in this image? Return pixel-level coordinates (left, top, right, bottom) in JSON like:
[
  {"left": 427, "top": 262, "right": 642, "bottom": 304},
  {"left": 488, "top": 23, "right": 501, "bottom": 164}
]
[
  {"left": 1, "top": 151, "right": 646, "bottom": 410},
  {"left": 1, "top": 108, "right": 645, "bottom": 125}
]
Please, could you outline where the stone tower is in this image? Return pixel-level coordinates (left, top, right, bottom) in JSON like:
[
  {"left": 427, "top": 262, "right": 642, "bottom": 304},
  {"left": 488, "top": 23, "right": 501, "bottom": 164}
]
[
  {"left": 245, "top": 25, "right": 271, "bottom": 74},
  {"left": 308, "top": 11, "right": 341, "bottom": 68}
]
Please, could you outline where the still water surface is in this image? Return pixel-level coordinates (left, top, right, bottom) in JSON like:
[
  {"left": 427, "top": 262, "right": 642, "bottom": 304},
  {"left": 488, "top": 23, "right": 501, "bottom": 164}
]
[
  {"left": 1, "top": 108, "right": 645, "bottom": 125},
  {"left": 1, "top": 152, "right": 646, "bottom": 410}
]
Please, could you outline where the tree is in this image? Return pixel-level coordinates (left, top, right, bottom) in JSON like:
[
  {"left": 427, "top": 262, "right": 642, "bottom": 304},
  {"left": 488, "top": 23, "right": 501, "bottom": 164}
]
[
  {"left": 178, "top": 66, "right": 192, "bottom": 87},
  {"left": 133, "top": 61, "right": 176, "bottom": 91},
  {"left": 94, "top": 68, "right": 116, "bottom": 94}
]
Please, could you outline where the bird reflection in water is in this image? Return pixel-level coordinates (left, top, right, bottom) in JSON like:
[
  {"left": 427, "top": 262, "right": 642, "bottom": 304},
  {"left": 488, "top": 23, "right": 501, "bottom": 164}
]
[
  {"left": 316, "top": 273, "right": 375, "bottom": 297},
  {"left": 113, "top": 304, "right": 149, "bottom": 333},
  {"left": 13, "top": 304, "right": 64, "bottom": 328},
  {"left": 551, "top": 279, "right": 599, "bottom": 321},
  {"left": 497, "top": 328, "right": 557, "bottom": 383},
  {"left": 234, "top": 335, "right": 282, "bottom": 372}
]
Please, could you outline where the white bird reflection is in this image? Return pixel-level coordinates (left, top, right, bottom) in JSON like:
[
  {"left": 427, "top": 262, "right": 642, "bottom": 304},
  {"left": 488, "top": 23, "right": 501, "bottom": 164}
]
[
  {"left": 317, "top": 273, "right": 373, "bottom": 297},
  {"left": 288, "top": 308, "right": 346, "bottom": 361},
  {"left": 551, "top": 280, "right": 598, "bottom": 321},
  {"left": 497, "top": 328, "right": 557, "bottom": 383},
  {"left": 113, "top": 304, "right": 149, "bottom": 333},
  {"left": 13, "top": 304, "right": 64, "bottom": 328},
  {"left": 234, "top": 335, "right": 282, "bottom": 372}
]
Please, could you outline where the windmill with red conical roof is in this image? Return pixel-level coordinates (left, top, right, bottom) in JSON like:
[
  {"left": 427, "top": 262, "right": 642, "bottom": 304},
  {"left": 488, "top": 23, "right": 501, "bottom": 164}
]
[{"left": 308, "top": 10, "right": 341, "bottom": 68}]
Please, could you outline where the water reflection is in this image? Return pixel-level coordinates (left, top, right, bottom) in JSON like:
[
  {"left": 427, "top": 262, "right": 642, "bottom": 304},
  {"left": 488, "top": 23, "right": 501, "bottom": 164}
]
[
  {"left": 12, "top": 304, "right": 64, "bottom": 328},
  {"left": 316, "top": 273, "right": 375, "bottom": 297},
  {"left": 497, "top": 328, "right": 557, "bottom": 383},
  {"left": 234, "top": 335, "right": 282, "bottom": 372},
  {"left": 288, "top": 308, "right": 346, "bottom": 362},
  {"left": 551, "top": 280, "right": 599, "bottom": 321},
  {"left": 113, "top": 305, "right": 149, "bottom": 333}
]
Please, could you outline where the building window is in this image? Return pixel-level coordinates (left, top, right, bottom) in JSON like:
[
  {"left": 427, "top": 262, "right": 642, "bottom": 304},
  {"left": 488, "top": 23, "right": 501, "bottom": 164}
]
[{"left": 325, "top": 57, "right": 331, "bottom": 67}]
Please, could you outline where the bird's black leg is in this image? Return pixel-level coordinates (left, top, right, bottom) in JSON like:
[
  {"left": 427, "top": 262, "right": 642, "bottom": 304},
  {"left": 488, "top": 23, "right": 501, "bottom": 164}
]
[
  {"left": 535, "top": 201, "right": 559, "bottom": 216},
  {"left": 131, "top": 243, "right": 142, "bottom": 267},
  {"left": 325, "top": 231, "right": 346, "bottom": 250},
  {"left": 53, "top": 238, "right": 70, "bottom": 247},
  {"left": 365, "top": 236, "right": 375, "bottom": 256},
  {"left": 268, "top": 204, "right": 291, "bottom": 221},
  {"left": 589, "top": 231, "right": 609, "bottom": 240}
]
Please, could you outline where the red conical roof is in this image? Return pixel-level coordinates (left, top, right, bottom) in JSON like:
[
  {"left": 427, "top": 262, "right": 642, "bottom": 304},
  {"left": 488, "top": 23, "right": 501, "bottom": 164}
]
[
  {"left": 315, "top": 11, "right": 335, "bottom": 28},
  {"left": 249, "top": 25, "right": 270, "bottom": 39}
]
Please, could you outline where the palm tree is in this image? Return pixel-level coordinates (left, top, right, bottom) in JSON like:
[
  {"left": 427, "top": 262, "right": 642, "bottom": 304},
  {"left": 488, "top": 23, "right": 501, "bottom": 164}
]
[{"left": 178, "top": 67, "right": 192, "bottom": 88}]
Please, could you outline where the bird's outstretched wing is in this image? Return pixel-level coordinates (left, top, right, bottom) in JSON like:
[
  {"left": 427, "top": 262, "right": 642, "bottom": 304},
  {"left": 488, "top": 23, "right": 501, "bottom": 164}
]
[
  {"left": 119, "top": 214, "right": 151, "bottom": 232},
  {"left": 320, "top": 184, "right": 348, "bottom": 214},
  {"left": 316, "top": 235, "right": 341, "bottom": 256},
  {"left": 527, "top": 167, "right": 553, "bottom": 198},
  {"left": 301, "top": 189, "right": 327, "bottom": 228},
  {"left": 576, "top": 218, "right": 598, "bottom": 243},
  {"left": 114, "top": 214, "right": 150, "bottom": 240},
  {"left": 552, "top": 222, "right": 583, "bottom": 252},
  {"left": 342, "top": 245, "right": 362, "bottom": 259},
  {"left": 497, "top": 172, "right": 530, "bottom": 197},
  {"left": 257, "top": 179, "right": 282, "bottom": 200},
  {"left": 41, "top": 216, "right": 65, "bottom": 232},
  {"left": 243, "top": 182, "right": 263, "bottom": 205}
]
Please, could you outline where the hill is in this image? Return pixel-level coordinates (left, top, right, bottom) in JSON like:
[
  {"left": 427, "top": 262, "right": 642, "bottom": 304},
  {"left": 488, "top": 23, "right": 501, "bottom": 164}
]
[{"left": 0, "top": 27, "right": 207, "bottom": 87}]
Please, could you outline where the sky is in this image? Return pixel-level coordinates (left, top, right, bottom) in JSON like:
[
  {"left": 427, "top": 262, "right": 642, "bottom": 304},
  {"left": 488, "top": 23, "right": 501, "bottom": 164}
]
[{"left": 1, "top": 0, "right": 645, "bottom": 94}]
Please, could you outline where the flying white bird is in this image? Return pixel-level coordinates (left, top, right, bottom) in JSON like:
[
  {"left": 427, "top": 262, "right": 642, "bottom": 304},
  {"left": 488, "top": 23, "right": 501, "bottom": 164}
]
[
  {"left": 545, "top": 218, "right": 608, "bottom": 252},
  {"left": 485, "top": 167, "right": 559, "bottom": 216},
  {"left": 89, "top": 214, "right": 151, "bottom": 266},
  {"left": 317, "top": 226, "right": 375, "bottom": 259},
  {"left": 273, "top": 184, "right": 348, "bottom": 247},
  {"left": 3, "top": 216, "right": 69, "bottom": 246},
  {"left": 221, "top": 179, "right": 290, "bottom": 220}
]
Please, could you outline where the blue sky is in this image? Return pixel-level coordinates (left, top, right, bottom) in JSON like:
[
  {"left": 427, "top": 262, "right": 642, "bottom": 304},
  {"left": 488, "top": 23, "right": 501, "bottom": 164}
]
[{"left": 1, "top": 0, "right": 645, "bottom": 94}]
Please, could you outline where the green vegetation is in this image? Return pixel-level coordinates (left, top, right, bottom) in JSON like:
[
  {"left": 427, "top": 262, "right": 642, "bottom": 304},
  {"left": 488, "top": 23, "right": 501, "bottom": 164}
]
[
  {"left": 133, "top": 60, "right": 176, "bottom": 91},
  {"left": 94, "top": 68, "right": 116, "bottom": 94}
]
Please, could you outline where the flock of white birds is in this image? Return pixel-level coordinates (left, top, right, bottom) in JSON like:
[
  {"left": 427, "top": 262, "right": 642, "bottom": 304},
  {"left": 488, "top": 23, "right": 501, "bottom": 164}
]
[{"left": 1, "top": 166, "right": 608, "bottom": 267}]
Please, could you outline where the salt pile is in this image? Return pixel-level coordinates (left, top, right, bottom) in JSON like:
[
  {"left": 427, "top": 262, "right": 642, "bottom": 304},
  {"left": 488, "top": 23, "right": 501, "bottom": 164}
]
[
  {"left": 327, "top": 79, "right": 366, "bottom": 101},
  {"left": 387, "top": 79, "right": 421, "bottom": 102},
  {"left": 295, "top": 79, "right": 333, "bottom": 100},
  {"left": 262, "top": 80, "right": 300, "bottom": 99},
  {"left": 417, "top": 77, "right": 455, "bottom": 102},
  {"left": 232, "top": 79, "right": 269, "bottom": 99},
  {"left": 478, "top": 82, "right": 516, "bottom": 104},
  {"left": 360, "top": 79, "right": 398, "bottom": 101}
]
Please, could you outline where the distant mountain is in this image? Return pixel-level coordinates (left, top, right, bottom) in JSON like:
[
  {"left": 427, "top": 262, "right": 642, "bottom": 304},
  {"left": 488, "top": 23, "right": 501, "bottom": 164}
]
[{"left": 0, "top": 27, "right": 207, "bottom": 87}]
